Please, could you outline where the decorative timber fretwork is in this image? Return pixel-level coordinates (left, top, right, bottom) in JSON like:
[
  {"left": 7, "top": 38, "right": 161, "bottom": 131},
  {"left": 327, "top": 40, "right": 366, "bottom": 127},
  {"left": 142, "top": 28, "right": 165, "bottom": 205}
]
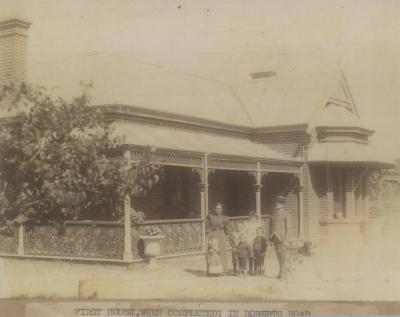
[
  {"left": 131, "top": 219, "right": 204, "bottom": 258},
  {"left": 208, "top": 157, "right": 257, "bottom": 171},
  {"left": 24, "top": 224, "right": 125, "bottom": 259},
  {"left": 247, "top": 171, "right": 257, "bottom": 182},
  {"left": 2, "top": 220, "right": 205, "bottom": 261},
  {"left": 191, "top": 167, "right": 204, "bottom": 183},
  {"left": 131, "top": 150, "right": 203, "bottom": 167},
  {"left": 248, "top": 170, "right": 269, "bottom": 183},
  {"left": 260, "top": 162, "right": 300, "bottom": 174}
]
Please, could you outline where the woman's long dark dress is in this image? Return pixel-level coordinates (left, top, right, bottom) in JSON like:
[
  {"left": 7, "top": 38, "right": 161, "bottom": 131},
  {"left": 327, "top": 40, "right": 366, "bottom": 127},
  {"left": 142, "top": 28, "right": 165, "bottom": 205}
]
[{"left": 206, "top": 214, "right": 231, "bottom": 272}]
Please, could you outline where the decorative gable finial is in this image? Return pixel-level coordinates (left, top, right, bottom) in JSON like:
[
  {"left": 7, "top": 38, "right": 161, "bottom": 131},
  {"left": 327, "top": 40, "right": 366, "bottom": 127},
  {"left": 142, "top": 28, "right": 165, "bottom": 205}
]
[{"left": 306, "top": 68, "right": 362, "bottom": 136}]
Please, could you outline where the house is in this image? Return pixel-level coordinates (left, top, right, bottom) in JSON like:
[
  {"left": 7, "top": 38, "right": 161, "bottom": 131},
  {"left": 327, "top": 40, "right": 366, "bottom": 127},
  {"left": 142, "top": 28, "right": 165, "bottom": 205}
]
[{"left": 0, "top": 17, "right": 399, "bottom": 262}]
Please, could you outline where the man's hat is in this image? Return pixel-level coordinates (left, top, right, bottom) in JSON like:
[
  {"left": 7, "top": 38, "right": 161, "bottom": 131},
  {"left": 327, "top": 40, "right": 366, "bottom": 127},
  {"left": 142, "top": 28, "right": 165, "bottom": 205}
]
[{"left": 276, "top": 195, "right": 286, "bottom": 203}]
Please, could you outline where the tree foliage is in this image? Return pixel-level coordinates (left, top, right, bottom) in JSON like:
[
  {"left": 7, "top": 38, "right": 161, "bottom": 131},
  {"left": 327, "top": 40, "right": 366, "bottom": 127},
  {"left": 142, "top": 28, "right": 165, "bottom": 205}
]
[{"left": 0, "top": 83, "right": 160, "bottom": 233}]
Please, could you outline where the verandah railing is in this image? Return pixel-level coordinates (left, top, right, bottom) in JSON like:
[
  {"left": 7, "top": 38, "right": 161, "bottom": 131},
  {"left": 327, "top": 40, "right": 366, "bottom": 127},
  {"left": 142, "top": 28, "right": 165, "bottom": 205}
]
[
  {"left": 134, "top": 219, "right": 204, "bottom": 257},
  {"left": 0, "top": 216, "right": 272, "bottom": 262},
  {"left": 0, "top": 218, "right": 204, "bottom": 261}
]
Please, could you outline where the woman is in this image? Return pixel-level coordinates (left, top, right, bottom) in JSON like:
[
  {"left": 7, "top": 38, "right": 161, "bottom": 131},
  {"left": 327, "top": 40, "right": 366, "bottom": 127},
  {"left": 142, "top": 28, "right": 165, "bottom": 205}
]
[
  {"left": 206, "top": 237, "right": 223, "bottom": 276},
  {"left": 206, "top": 202, "right": 231, "bottom": 274}
]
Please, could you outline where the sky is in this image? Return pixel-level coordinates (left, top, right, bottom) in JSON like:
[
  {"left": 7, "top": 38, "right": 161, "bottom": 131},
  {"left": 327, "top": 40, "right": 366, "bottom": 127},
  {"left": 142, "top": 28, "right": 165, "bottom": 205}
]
[{"left": 1, "top": 0, "right": 400, "bottom": 153}]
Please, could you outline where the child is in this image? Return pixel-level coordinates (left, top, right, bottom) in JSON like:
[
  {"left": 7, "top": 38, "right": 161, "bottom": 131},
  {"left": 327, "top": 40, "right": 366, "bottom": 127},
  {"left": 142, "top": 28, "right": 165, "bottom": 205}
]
[
  {"left": 253, "top": 227, "right": 268, "bottom": 275},
  {"left": 207, "top": 238, "right": 223, "bottom": 276},
  {"left": 229, "top": 231, "right": 240, "bottom": 275},
  {"left": 243, "top": 211, "right": 259, "bottom": 275},
  {"left": 237, "top": 232, "right": 254, "bottom": 277}
]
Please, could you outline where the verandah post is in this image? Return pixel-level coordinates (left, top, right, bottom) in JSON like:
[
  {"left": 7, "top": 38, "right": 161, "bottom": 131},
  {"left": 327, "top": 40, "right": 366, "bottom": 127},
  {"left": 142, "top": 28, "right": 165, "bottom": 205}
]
[
  {"left": 200, "top": 185, "right": 206, "bottom": 250},
  {"left": 123, "top": 150, "right": 133, "bottom": 262},
  {"left": 298, "top": 171, "right": 304, "bottom": 239},
  {"left": 204, "top": 153, "right": 209, "bottom": 217},
  {"left": 123, "top": 194, "right": 133, "bottom": 261},
  {"left": 255, "top": 161, "right": 263, "bottom": 223},
  {"left": 17, "top": 224, "right": 24, "bottom": 256},
  {"left": 202, "top": 153, "right": 209, "bottom": 250}
]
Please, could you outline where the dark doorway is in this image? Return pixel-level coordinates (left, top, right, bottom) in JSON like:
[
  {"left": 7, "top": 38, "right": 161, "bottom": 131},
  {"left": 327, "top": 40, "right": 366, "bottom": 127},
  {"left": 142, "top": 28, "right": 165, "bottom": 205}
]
[{"left": 332, "top": 166, "right": 346, "bottom": 218}]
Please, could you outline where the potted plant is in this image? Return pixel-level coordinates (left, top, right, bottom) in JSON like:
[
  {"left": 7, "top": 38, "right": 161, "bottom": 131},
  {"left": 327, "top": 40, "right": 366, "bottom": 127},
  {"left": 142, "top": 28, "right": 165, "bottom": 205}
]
[{"left": 139, "top": 226, "right": 164, "bottom": 268}]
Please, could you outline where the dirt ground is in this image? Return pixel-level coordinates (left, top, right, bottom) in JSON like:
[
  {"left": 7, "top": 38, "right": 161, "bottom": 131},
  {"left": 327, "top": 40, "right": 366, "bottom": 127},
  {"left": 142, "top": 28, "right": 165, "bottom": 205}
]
[{"left": 1, "top": 236, "right": 399, "bottom": 301}]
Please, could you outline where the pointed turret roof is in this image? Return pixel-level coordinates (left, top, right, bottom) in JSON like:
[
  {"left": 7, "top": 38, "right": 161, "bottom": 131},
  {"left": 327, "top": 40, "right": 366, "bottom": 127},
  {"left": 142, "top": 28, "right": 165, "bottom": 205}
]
[{"left": 307, "top": 69, "right": 373, "bottom": 134}]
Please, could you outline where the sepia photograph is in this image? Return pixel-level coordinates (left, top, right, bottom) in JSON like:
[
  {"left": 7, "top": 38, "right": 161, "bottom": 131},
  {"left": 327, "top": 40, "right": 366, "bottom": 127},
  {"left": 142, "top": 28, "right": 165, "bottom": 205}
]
[{"left": 0, "top": 0, "right": 400, "bottom": 315}]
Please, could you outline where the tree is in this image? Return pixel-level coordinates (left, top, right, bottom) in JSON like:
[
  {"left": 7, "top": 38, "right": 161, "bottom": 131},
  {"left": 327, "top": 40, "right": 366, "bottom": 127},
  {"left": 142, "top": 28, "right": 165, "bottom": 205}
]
[{"left": 0, "top": 82, "right": 160, "bottom": 233}]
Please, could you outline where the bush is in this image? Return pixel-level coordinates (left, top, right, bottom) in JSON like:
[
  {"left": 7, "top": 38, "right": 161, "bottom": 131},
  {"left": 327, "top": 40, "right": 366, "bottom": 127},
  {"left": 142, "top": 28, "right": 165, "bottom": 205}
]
[{"left": 0, "top": 82, "right": 160, "bottom": 232}]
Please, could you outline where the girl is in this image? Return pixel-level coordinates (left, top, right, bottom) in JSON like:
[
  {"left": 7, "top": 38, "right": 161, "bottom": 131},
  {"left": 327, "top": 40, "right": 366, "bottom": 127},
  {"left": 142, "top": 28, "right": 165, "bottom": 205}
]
[{"left": 207, "top": 238, "right": 223, "bottom": 276}]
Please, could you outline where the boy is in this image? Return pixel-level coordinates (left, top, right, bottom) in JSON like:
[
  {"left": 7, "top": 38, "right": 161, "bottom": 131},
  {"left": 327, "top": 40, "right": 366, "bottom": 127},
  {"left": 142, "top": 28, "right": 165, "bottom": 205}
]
[
  {"left": 243, "top": 211, "right": 259, "bottom": 275},
  {"left": 237, "top": 232, "right": 254, "bottom": 277},
  {"left": 229, "top": 231, "right": 240, "bottom": 276},
  {"left": 253, "top": 227, "right": 268, "bottom": 275}
]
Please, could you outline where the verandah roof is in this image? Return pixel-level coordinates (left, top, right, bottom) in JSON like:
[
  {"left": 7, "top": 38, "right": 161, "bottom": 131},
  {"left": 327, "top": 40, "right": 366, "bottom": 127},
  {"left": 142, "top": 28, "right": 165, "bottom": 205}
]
[
  {"left": 307, "top": 142, "right": 396, "bottom": 167},
  {"left": 112, "top": 121, "right": 300, "bottom": 163}
]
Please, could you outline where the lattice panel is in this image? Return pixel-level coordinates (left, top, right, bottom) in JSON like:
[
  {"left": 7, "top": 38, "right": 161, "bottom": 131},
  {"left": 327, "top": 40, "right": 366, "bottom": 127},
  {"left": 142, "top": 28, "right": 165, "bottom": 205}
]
[
  {"left": 24, "top": 224, "right": 124, "bottom": 259},
  {"left": 131, "top": 221, "right": 204, "bottom": 258},
  {"left": 0, "top": 227, "right": 18, "bottom": 254}
]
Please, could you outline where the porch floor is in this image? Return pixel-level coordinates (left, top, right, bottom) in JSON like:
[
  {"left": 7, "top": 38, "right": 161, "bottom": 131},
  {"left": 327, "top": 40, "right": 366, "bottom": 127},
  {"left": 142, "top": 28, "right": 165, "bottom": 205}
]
[{"left": 1, "top": 238, "right": 400, "bottom": 301}]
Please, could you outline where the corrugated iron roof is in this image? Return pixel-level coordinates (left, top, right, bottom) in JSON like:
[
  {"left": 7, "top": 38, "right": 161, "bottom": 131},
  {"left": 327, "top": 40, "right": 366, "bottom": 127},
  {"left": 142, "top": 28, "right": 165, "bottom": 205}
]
[
  {"left": 29, "top": 53, "right": 254, "bottom": 127},
  {"left": 112, "top": 121, "right": 300, "bottom": 162},
  {"left": 28, "top": 52, "right": 344, "bottom": 128}
]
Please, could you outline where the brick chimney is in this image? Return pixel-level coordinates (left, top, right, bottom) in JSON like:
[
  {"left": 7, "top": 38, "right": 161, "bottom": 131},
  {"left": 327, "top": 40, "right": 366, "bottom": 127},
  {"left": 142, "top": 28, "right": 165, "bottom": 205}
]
[
  {"left": 0, "top": 18, "right": 31, "bottom": 85},
  {"left": 0, "top": 18, "right": 31, "bottom": 113}
]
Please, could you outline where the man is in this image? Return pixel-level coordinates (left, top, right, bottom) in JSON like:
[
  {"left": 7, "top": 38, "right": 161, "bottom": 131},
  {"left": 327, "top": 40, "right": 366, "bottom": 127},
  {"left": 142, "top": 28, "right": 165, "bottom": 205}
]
[{"left": 270, "top": 195, "right": 291, "bottom": 280}]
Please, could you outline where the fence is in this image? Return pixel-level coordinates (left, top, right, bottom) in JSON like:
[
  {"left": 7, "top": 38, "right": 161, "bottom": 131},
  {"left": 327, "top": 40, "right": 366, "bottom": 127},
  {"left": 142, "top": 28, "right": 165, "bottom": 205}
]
[
  {"left": 0, "top": 216, "right": 275, "bottom": 262},
  {"left": 0, "top": 218, "right": 204, "bottom": 262}
]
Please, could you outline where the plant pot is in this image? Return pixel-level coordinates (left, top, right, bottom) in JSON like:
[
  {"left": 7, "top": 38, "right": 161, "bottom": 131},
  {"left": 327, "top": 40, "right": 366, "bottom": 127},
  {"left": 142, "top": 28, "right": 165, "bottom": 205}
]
[{"left": 139, "top": 235, "right": 164, "bottom": 268}]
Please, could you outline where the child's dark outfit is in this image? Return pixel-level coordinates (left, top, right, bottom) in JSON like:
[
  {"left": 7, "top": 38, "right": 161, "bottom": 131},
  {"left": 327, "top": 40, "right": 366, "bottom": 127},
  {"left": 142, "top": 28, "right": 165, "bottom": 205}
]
[
  {"left": 237, "top": 241, "right": 253, "bottom": 276},
  {"left": 230, "top": 234, "right": 240, "bottom": 275},
  {"left": 253, "top": 235, "right": 268, "bottom": 275}
]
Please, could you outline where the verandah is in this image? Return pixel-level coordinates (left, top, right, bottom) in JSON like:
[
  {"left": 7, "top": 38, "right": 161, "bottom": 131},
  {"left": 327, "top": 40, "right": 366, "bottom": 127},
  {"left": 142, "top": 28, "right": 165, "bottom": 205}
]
[{"left": 0, "top": 148, "right": 303, "bottom": 262}]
